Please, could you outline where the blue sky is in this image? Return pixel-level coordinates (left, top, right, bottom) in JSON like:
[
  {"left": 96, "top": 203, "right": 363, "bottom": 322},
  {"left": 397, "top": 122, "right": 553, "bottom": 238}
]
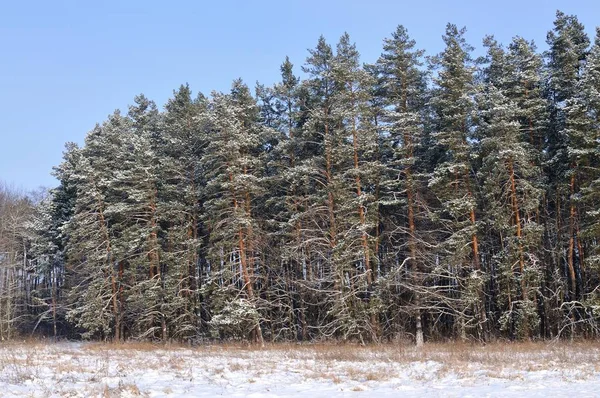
[{"left": 1, "top": 0, "right": 599, "bottom": 191}]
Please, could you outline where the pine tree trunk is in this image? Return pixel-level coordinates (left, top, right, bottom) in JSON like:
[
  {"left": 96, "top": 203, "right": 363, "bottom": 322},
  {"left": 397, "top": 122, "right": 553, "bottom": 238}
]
[
  {"left": 148, "top": 187, "right": 160, "bottom": 279},
  {"left": 508, "top": 160, "right": 527, "bottom": 299},
  {"left": 406, "top": 168, "right": 423, "bottom": 346},
  {"left": 466, "top": 172, "right": 485, "bottom": 337},
  {"left": 508, "top": 158, "right": 529, "bottom": 338},
  {"left": 568, "top": 171, "right": 577, "bottom": 298},
  {"left": 238, "top": 227, "right": 263, "bottom": 346},
  {"left": 52, "top": 269, "right": 57, "bottom": 338},
  {"left": 95, "top": 187, "right": 121, "bottom": 341},
  {"left": 323, "top": 107, "right": 339, "bottom": 299},
  {"left": 325, "top": 112, "right": 336, "bottom": 250}
]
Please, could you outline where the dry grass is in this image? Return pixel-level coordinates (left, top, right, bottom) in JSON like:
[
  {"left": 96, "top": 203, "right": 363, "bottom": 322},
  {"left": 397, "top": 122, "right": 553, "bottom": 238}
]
[
  {"left": 195, "top": 339, "right": 600, "bottom": 367},
  {"left": 184, "top": 340, "right": 600, "bottom": 383},
  {"left": 101, "top": 381, "right": 146, "bottom": 397},
  {"left": 0, "top": 349, "right": 38, "bottom": 383},
  {"left": 1, "top": 339, "right": 599, "bottom": 396},
  {"left": 84, "top": 340, "right": 190, "bottom": 352}
]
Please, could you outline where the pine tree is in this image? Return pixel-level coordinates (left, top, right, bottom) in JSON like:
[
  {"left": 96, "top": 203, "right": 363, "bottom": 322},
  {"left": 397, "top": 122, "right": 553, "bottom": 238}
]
[
  {"left": 566, "top": 29, "right": 600, "bottom": 333},
  {"left": 260, "top": 57, "right": 311, "bottom": 340},
  {"left": 110, "top": 95, "right": 169, "bottom": 340},
  {"left": 27, "top": 194, "right": 65, "bottom": 337},
  {"left": 296, "top": 36, "right": 343, "bottom": 339},
  {"left": 203, "top": 80, "right": 268, "bottom": 345},
  {"left": 161, "top": 85, "right": 208, "bottom": 340},
  {"left": 545, "top": 11, "right": 590, "bottom": 311},
  {"left": 478, "top": 37, "right": 544, "bottom": 338},
  {"left": 375, "top": 25, "right": 431, "bottom": 345},
  {"left": 506, "top": 38, "right": 548, "bottom": 152},
  {"left": 581, "top": 29, "right": 600, "bottom": 267},
  {"left": 428, "top": 24, "right": 482, "bottom": 339},
  {"left": 27, "top": 142, "right": 80, "bottom": 337},
  {"left": 326, "top": 33, "right": 382, "bottom": 341},
  {"left": 302, "top": 35, "right": 338, "bottom": 276},
  {"left": 65, "top": 113, "right": 130, "bottom": 340}
]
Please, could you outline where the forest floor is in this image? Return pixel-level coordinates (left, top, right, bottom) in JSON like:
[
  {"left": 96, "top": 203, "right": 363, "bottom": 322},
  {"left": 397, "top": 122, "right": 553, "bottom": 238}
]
[{"left": 1, "top": 340, "right": 600, "bottom": 397}]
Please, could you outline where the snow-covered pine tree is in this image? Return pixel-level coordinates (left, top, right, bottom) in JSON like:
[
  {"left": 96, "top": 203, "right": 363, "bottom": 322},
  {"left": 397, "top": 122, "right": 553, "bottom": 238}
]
[
  {"left": 26, "top": 193, "right": 65, "bottom": 337},
  {"left": 428, "top": 24, "right": 482, "bottom": 339},
  {"left": 302, "top": 35, "right": 337, "bottom": 276},
  {"left": 202, "top": 80, "right": 268, "bottom": 345},
  {"left": 161, "top": 85, "right": 209, "bottom": 340},
  {"left": 65, "top": 113, "right": 130, "bottom": 340},
  {"left": 563, "top": 28, "right": 600, "bottom": 334},
  {"left": 295, "top": 36, "right": 345, "bottom": 339},
  {"left": 373, "top": 25, "right": 433, "bottom": 345},
  {"left": 26, "top": 143, "right": 80, "bottom": 337},
  {"left": 477, "top": 37, "right": 544, "bottom": 339},
  {"left": 580, "top": 29, "right": 600, "bottom": 270},
  {"left": 257, "top": 57, "right": 312, "bottom": 341},
  {"left": 506, "top": 38, "right": 548, "bottom": 153},
  {"left": 545, "top": 11, "right": 590, "bottom": 310},
  {"left": 325, "top": 32, "right": 382, "bottom": 341},
  {"left": 107, "top": 95, "right": 171, "bottom": 341}
]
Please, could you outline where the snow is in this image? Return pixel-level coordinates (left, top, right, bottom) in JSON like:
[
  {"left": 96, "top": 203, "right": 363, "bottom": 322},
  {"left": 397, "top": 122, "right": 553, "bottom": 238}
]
[{"left": 1, "top": 342, "right": 600, "bottom": 397}]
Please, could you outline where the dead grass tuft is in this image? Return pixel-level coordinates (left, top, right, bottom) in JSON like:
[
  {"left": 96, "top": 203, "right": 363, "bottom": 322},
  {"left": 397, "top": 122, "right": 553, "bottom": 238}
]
[
  {"left": 229, "top": 362, "right": 244, "bottom": 371},
  {"left": 101, "top": 381, "right": 147, "bottom": 397}
]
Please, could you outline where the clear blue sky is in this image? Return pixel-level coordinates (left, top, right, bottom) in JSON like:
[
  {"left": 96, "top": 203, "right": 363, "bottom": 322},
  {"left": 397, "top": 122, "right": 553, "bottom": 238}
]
[{"left": 1, "top": 0, "right": 598, "bottom": 191}]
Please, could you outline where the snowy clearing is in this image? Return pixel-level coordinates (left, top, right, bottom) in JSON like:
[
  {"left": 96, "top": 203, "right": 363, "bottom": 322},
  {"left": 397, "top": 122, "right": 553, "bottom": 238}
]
[{"left": 1, "top": 341, "right": 600, "bottom": 397}]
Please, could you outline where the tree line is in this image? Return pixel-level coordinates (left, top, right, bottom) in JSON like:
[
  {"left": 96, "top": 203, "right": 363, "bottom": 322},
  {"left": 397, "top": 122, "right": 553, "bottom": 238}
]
[{"left": 1, "top": 11, "right": 600, "bottom": 345}]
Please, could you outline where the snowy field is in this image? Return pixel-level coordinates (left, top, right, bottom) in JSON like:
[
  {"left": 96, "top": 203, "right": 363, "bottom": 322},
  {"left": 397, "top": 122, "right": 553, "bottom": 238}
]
[{"left": 1, "top": 341, "right": 600, "bottom": 397}]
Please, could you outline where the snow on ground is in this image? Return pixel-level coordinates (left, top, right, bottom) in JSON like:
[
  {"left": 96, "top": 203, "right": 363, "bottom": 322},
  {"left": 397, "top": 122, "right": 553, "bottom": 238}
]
[{"left": 1, "top": 341, "right": 600, "bottom": 397}]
